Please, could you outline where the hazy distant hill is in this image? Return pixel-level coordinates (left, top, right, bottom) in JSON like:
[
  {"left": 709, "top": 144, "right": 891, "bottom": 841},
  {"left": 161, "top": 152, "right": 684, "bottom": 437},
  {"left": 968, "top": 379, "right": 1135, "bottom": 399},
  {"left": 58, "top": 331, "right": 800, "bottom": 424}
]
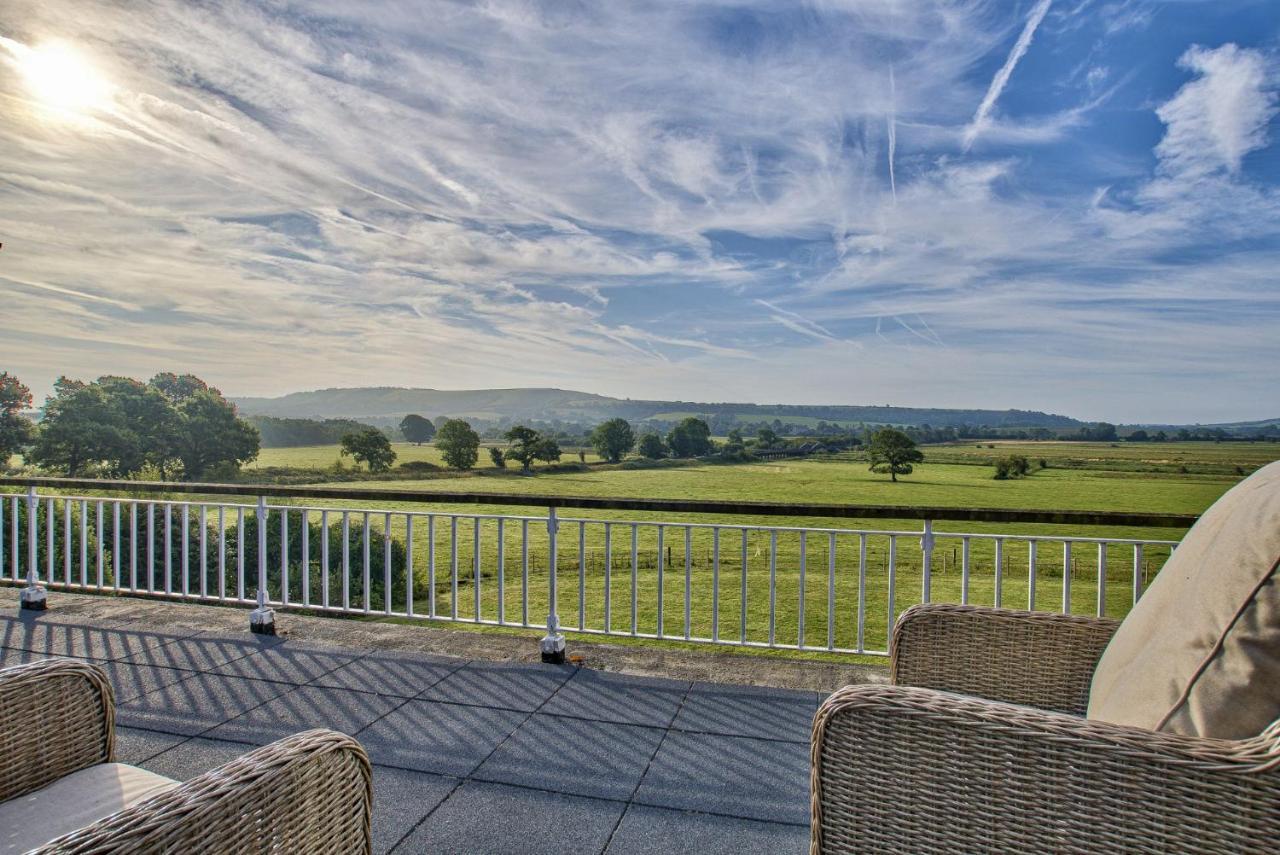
[{"left": 232, "top": 386, "right": 1085, "bottom": 429}]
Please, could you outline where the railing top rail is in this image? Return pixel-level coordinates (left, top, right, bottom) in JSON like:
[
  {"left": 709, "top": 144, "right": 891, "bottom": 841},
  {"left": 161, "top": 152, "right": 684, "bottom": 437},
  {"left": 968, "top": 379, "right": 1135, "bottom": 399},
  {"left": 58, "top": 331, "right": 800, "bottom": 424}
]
[{"left": 0, "top": 476, "right": 1199, "bottom": 529}]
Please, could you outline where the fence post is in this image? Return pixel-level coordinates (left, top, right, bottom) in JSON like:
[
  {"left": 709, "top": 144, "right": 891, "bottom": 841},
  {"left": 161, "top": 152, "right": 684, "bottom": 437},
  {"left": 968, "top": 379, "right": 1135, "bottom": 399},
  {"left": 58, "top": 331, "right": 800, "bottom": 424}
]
[
  {"left": 920, "top": 519, "right": 935, "bottom": 603},
  {"left": 540, "top": 506, "right": 565, "bottom": 663},
  {"left": 20, "top": 486, "right": 46, "bottom": 610},
  {"left": 249, "top": 495, "right": 275, "bottom": 634}
]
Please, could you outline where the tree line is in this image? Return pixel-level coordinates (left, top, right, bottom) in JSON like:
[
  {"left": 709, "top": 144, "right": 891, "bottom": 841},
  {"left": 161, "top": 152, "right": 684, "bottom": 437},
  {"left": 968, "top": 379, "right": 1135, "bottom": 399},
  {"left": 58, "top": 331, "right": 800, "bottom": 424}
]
[{"left": 1, "top": 371, "right": 259, "bottom": 480}]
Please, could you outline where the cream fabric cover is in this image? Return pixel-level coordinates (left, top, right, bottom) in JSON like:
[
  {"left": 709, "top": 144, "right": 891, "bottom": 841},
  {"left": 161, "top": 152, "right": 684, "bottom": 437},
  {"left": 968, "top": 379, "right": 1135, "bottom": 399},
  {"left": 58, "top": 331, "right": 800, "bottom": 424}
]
[
  {"left": 0, "top": 762, "right": 178, "bottom": 853},
  {"left": 1088, "top": 460, "right": 1280, "bottom": 738}
]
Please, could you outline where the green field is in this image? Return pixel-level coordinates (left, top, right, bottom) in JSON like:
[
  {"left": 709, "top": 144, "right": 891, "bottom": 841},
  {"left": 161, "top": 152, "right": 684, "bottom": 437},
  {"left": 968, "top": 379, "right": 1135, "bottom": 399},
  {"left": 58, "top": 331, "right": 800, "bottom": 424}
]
[{"left": 245, "top": 441, "right": 603, "bottom": 471}]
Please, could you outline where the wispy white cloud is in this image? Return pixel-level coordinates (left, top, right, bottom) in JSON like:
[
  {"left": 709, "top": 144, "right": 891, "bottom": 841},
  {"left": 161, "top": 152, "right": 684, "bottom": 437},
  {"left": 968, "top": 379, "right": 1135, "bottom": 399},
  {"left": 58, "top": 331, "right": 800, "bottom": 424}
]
[{"left": 962, "top": 0, "right": 1054, "bottom": 151}]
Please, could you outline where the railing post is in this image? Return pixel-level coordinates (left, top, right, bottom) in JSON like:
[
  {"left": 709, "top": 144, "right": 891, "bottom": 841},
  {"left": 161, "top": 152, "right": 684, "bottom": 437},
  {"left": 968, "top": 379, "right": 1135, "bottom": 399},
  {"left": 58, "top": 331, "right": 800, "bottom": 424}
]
[
  {"left": 20, "top": 486, "right": 46, "bottom": 610},
  {"left": 540, "top": 506, "right": 565, "bottom": 663},
  {"left": 249, "top": 495, "right": 275, "bottom": 634},
  {"left": 920, "top": 519, "right": 934, "bottom": 603}
]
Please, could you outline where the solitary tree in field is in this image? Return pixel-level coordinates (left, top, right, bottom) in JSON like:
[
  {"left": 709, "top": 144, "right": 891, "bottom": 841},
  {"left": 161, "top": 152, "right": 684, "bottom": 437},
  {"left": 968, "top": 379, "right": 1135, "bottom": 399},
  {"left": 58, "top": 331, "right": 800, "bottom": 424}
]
[
  {"left": 637, "top": 433, "right": 666, "bottom": 459},
  {"left": 399, "top": 414, "right": 435, "bottom": 445},
  {"left": 436, "top": 419, "right": 480, "bottom": 470},
  {"left": 503, "top": 425, "right": 561, "bottom": 473},
  {"left": 666, "top": 417, "right": 712, "bottom": 458},
  {"left": 340, "top": 428, "right": 396, "bottom": 473},
  {"left": 0, "top": 372, "right": 34, "bottom": 465},
  {"left": 866, "top": 428, "right": 923, "bottom": 482},
  {"left": 489, "top": 446, "right": 506, "bottom": 468},
  {"left": 590, "top": 418, "right": 635, "bottom": 463}
]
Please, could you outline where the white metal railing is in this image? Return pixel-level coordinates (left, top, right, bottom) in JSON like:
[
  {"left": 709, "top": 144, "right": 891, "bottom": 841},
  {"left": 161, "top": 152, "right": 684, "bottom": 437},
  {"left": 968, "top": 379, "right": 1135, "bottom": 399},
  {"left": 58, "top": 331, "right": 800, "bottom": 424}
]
[{"left": 0, "top": 484, "right": 1184, "bottom": 656}]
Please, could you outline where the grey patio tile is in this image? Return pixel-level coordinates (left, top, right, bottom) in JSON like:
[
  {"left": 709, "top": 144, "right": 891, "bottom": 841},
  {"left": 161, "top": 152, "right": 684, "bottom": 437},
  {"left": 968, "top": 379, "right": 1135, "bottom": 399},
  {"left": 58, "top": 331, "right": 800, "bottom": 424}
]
[
  {"left": 472, "top": 714, "right": 664, "bottom": 800},
  {"left": 418, "top": 661, "right": 575, "bottom": 712},
  {"left": 116, "top": 631, "right": 282, "bottom": 672},
  {"left": 312, "top": 650, "right": 463, "bottom": 698},
  {"left": 370, "top": 766, "right": 458, "bottom": 855},
  {"left": 208, "top": 640, "right": 361, "bottom": 684},
  {"left": 205, "top": 685, "right": 400, "bottom": 745},
  {"left": 140, "top": 737, "right": 251, "bottom": 781},
  {"left": 390, "top": 781, "right": 624, "bottom": 855},
  {"left": 116, "top": 671, "right": 294, "bottom": 736},
  {"left": 605, "top": 804, "right": 808, "bottom": 854},
  {"left": 673, "top": 683, "right": 818, "bottom": 742},
  {"left": 114, "top": 727, "right": 189, "bottom": 765},
  {"left": 0, "top": 647, "right": 73, "bottom": 668},
  {"left": 357, "top": 698, "right": 526, "bottom": 776},
  {"left": 540, "top": 669, "right": 690, "bottom": 727},
  {"left": 633, "top": 731, "right": 810, "bottom": 824}
]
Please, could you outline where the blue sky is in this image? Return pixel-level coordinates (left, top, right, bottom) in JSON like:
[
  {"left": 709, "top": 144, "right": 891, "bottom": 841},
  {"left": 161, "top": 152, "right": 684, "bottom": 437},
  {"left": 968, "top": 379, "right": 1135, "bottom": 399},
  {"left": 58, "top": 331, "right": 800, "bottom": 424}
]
[{"left": 0, "top": 0, "right": 1277, "bottom": 423}]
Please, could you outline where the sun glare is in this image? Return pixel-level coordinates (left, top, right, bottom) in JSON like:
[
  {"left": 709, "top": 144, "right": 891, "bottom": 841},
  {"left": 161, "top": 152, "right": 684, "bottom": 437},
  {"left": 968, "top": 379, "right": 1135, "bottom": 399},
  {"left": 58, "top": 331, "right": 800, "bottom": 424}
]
[{"left": 16, "top": 41, "right": 113, "bottom": 114}]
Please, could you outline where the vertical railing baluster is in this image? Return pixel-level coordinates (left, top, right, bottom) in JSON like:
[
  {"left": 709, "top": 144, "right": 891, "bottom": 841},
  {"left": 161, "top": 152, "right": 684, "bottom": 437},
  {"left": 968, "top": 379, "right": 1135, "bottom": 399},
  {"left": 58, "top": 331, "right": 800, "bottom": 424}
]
[
  {"left": 300, "top": 509, "right": 309, "bottom": 607},
  {"left": 1096, "top": 542, "right": 1107, "bottom": 618},
  {"left": 146, "top": 502, "right": 154, "bottom": 593},
  {"left": 428, "top": 515, "right": 436, "bottom": 619},
  {"left": 886, "top": 535, "right": 897, "bottom": 641},
  {"left": 164, "top": 503, "right": 172, "bottom": 596},
  {"left": 630, "top": 524, "right": 639, "bottom": 636},
  {"left": 472, "top": 516, "right": 480, "bottom": 622},
  {"left": 64, "top": 498, "right": 73, "bottom": 586},
  {"left": 960, "top": 537, "right": 971, "bottom": 605},
  {"left": 520, "top": 518, "right": 528, "bottom": 625},
  {"left": 199, "top": 506, "right": 207, "bottom": 599},
  {"left": 218, "top": 506, "right": 226, "bottom": 599},
  {"left": 449, "top": 516, "right": 458, "bottom": 620},
  {"left": 993, "top": 537, "right": 1004, "bottom": 608},
  {"left": 711, "top": 527, "right": 720, "bottom": 643},
  {"left": 236, "top": 507, "right": 245, "bottom": 601},
  {"left": 44, "top": 497, "right": 53, "bottom": 585},
  {"left": 827, "top": 532, "right": 836, "bottom": 652},
  {"left": 496, "top": 518, "right": 504, "bottom": 625},
  {"left": 1028, "top": 540, "right": 1038, "bottom": 610},
  {"left": 280, "top": 508, "right": 289, "bottom": 608},
  {"left": 921, "top": 520, "right": 934, "bottom": 603},
  {"left": 94, "top": 500, "right": 104, "bottom": 588},
  {"left": 180, "top": 504, "right": 189, "bottom": 597},
  {"left": 341, "top": 511, "right": 350, "bottom": 610},
  {"left": 796, "top": 531, "right": 806, "bottom": 649},
  {"left": 740, "top": 529, "right": 748, "bottom": 645},
  {"left": 320, "top": 510, "right": 330, "bottom": 609},
  {"left": 768, "top": 529, "right": 777, "bottom": 647},
  {"left": 856, "top": 534, "right": 867, "bottom": 653},
  {"left": 0, "top": 495, "right": 7, "bottom": 580},
  {"left": 21, "top": 486, "right": 44, "bottom": 609},
  {"left": 656, "top": 525, "right": 665, "bottom": 638},
  {"left": 250, "top": 496, "right": 274, "bottom": 633},
  {"left": 81, "top": 499, "right": 90, "bottom": 587},
  {"left": 577, "top": 521, "right": 586, "bottom": 630},
  {"left": 683, "top": 526, "right": 692, "bottom": 641},
  {"left": 1062, "top": 541, "right": 1072, "bottom": 613},
  {"left": 362, "top": 512, "right": 372, "bottom": 615},
  {"left": 405, "top": 514, "right": 414, "bottom": 617},
  {"left": 602, "top": 522, "right": 611, "bottom": 634},
  {"left": 385, "top": 512, "right": 394, "bottom": 616}
]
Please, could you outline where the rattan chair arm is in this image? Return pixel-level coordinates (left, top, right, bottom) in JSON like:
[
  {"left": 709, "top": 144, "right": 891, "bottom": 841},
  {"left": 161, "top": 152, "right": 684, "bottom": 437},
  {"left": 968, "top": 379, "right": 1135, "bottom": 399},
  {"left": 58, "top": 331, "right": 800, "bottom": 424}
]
[
  {"left": 33, "top": 729, "right": 374, "bottom": 855},
  {"left": 811, "top": 684, "right": 1280, "bottom": 854},
  {"left": 0, "top": 660, "right": 114, "bottom": 803},
  {"left": 890, "top": 603, "right": 1120, "bottom": 714}
]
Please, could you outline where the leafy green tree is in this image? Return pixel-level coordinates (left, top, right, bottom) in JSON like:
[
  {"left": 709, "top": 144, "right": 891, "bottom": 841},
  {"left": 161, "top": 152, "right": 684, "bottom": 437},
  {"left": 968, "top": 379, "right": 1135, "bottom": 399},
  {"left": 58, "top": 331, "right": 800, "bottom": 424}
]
[
  {"left": 171, "top": 390, "right": 260, "bottom": 480},
  {"left": 637, "top": 433, "right": 666, "bottom": 459},
  {"left": 97, "top": 375, "right": 178, "bottom": 477},
  {"left": 666, "top": 417, "right": 712, "bottom": 458},
  {"left": 399, "top": 414, "right": 436, "bottom": 445},
  {"left": 340, "top": 428, "right": 396, "bottom": 472},
  {"left": 149, "top": 372, "right": 210, "bottom": 403},
  {"left": 866, "top": 428, "right": 923, "bottom": 482},
  {"left": 590, "top": 418, "right": 635, "bottom": 463},
  {"left": 436, "top": 419, "right": 480, "bottom": 470},
  {"left": 28, "top": 378, "right": 133, "bottom": 476},
  {"left": 503, "top": 425, "right": 562, "bottom": 473},
  {"left": 0, "top": 372, "right": 34, "bottom": 465},
  {"left": 489, "top": 446, "right": 506, "bottom": 468},
  {"left": 756, "top": 427, "right": 779, "bottom": 448}
]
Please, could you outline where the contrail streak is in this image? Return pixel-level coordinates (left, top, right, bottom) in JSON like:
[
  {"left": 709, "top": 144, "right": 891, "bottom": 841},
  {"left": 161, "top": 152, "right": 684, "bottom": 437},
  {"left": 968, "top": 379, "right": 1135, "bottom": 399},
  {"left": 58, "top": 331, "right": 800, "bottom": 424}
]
[
  {"left": 887, "top": 66, "right": 897, "bottom": 202},
  {"left": 963, "top": 0, "right": 1052, "bottom": 151}
]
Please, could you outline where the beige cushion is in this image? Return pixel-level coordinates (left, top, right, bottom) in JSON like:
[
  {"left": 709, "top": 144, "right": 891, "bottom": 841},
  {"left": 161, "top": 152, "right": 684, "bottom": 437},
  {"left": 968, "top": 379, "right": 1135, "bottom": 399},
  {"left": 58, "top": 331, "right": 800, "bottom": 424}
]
[
  {"left": 0, "top": 762, "right": 178, "bottom": 853},
  {"left": 1088, "top": 460, "right": 1280, "bottom": 738}
]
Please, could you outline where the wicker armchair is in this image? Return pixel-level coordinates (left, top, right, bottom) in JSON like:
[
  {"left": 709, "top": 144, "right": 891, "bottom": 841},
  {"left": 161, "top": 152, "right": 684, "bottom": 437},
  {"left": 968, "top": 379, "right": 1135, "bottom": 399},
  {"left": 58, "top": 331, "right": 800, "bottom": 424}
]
[
  {"left": 811, "top": 603, "right": 1280, "bottom": 854},
  {"left": 0, "top": 659, "right": 373, "bottom": 854}
]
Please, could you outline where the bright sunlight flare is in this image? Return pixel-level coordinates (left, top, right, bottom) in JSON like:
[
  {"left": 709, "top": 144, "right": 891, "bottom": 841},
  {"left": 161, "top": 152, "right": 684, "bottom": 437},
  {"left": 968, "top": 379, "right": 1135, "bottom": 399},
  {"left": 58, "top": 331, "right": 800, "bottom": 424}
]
[{"left": 12, "top": 39, "right": 112, "bottom": 114}]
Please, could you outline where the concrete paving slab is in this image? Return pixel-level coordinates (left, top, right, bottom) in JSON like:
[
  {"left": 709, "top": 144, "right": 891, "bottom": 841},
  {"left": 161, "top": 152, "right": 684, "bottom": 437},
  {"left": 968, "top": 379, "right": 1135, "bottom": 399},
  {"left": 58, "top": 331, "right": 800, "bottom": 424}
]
[
  {"left": 357, "top": 698, "right": 526, "bottom": 776},
  {"left": 370, "top": 766, "right": 458, "bottom": 855},
  {"left": 673, "top": 683, "right": 818, "bottom": 742},
  {"left": 418, "top": 660, "right": 575, "bottom": 712},
  {"left": 206, "top": 685, "right": 400, "bottom": 745},
  {"left": 540, "top": 669, "right": 690, "bottom": 728},
  {"left": 208, "top": 640, "right": 362, "bottom": 685},
  {"left": 116, "top": 671, "right": 294, "bottom": 735},
  {"left": 605, "top": 804, "right": 807, "bottom": 854},
  {"left": 313, "top": 649, "right": 464, "bottom": 698}
]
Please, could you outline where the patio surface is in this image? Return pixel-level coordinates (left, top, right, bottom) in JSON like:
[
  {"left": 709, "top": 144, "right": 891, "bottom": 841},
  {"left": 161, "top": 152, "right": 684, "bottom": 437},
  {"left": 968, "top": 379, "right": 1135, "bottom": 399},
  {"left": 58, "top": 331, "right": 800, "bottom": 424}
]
[{"left": 1, "top": 601, "right": 817, "bottom": 853}]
